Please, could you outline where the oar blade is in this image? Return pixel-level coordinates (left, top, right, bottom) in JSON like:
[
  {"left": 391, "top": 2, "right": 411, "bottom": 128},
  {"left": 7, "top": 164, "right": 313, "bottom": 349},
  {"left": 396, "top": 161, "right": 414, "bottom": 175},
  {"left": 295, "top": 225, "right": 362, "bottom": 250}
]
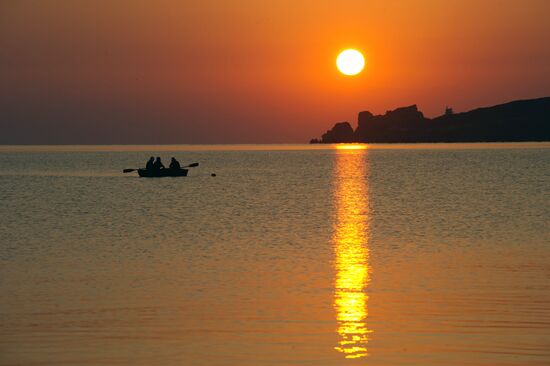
[
  {"left": 123, "top": 168, "right": 136, "bottom": 173},
  {"left": 187, "top": 162, "right": 199, "bottom": 168}
]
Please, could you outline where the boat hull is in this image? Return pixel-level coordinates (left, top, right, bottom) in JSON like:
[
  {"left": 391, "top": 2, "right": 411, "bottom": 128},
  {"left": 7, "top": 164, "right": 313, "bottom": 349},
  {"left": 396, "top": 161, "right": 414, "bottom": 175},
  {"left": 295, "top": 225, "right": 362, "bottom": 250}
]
[{"left": 137, "top": 168, "right": 188, "bottom": 178}]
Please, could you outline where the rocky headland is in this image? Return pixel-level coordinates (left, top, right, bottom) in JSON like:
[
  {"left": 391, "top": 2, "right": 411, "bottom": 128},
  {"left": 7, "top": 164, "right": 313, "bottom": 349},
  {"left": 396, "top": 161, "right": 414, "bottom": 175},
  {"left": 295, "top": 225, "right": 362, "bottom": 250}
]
[{"left": 310, "top": 97, "right": 550, "bottom": 143}]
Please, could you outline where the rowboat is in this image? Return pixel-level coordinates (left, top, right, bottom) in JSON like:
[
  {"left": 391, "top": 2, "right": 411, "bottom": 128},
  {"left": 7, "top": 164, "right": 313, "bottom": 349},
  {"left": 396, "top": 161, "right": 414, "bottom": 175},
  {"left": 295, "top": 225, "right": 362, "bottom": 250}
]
[{"left": 137, "top": 168, "right": 189, "bottom": 178}]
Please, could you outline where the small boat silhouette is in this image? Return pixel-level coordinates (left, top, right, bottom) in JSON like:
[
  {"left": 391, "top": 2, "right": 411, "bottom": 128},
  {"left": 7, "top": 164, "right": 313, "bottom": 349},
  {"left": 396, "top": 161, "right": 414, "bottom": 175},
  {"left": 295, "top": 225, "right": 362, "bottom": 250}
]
[{"left": 137, "top": 168, "right": 188, "bottom": 178}]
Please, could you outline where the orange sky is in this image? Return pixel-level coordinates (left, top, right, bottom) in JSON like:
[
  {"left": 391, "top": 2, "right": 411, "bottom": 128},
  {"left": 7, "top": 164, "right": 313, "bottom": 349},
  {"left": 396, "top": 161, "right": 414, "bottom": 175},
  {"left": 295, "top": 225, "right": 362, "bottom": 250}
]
[{"left": 1, "top": 0, "right": 549, "bottom": 143}]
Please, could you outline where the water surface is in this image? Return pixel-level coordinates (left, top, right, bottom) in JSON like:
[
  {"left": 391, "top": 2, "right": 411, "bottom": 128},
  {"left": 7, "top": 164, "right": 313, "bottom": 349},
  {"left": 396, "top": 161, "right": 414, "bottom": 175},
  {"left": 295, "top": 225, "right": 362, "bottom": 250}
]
[{"left": 1, "top": 143, "right": 549, "bottom": 365}]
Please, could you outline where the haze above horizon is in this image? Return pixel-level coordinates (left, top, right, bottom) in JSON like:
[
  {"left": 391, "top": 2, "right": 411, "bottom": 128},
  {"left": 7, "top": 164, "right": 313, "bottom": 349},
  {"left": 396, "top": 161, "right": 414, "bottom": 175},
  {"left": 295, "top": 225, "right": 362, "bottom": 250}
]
[{"left": 1, "top": 0, "right": 549, "bottom": 144}]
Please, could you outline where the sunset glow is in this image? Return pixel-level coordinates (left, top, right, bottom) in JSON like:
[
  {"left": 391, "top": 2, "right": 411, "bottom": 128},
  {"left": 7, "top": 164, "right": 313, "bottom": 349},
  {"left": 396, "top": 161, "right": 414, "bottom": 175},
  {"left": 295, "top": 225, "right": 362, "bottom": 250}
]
[
  {"left": 1, "top": 2, "right": 549, "bottom": 144},
  {"left": 335, "top": 144, "right": 368, "bottom": 150}
]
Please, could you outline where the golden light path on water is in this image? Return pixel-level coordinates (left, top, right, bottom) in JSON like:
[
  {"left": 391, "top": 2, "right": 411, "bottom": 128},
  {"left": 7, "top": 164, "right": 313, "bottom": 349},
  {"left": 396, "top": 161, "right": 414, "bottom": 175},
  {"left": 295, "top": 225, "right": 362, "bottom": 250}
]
[{"left": 333, "top": 145, "right": 371, "bottom": 359}]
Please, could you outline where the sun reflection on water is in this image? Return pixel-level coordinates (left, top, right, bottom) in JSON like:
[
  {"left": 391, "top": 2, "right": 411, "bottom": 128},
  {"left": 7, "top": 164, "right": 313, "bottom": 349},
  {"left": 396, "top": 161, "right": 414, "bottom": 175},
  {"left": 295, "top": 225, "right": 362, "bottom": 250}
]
[{"left": 333, "top": 148, "right": 371, "bottom": 359}]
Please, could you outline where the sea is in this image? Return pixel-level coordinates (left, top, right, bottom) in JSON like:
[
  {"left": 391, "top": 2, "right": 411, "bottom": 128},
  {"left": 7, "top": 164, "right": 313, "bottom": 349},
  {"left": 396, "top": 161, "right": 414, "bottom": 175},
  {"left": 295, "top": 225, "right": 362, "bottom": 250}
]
[{"left": 1, "top": 143, "right": 549, "bottom": 366}]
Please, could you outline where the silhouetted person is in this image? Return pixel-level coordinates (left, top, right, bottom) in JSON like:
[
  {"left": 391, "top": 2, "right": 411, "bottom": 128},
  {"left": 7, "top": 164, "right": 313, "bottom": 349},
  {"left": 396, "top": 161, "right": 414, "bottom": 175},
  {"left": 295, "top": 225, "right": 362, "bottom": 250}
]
[
  {"left": 145, "top": 156, "right": 155, "bottom": 170},
  {"left": 169, "top": 157, "right": 181, "bottom": 169},
  {"left": 152, "top": 157, "right": 165, "bottom": 170}
]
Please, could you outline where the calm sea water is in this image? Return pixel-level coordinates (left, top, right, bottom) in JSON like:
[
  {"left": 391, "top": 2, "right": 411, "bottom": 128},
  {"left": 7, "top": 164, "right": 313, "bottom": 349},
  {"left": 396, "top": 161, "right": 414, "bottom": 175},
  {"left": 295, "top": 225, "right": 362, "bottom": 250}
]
[{"left": 1, "top": 143, "right": 549, "bottom": 366}]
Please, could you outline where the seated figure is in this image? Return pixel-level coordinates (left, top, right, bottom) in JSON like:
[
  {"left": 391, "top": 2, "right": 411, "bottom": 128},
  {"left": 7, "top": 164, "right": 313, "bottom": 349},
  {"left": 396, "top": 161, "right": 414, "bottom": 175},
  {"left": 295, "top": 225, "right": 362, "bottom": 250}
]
[
  {"left": 153, "top": 157, "right": 165, "bottom": 170},
  {"left": 145, "top": 156, "right": 154, "bottom": 170},
  {"left": 169, "top": 157, "right": 181, "bottom": 169}
]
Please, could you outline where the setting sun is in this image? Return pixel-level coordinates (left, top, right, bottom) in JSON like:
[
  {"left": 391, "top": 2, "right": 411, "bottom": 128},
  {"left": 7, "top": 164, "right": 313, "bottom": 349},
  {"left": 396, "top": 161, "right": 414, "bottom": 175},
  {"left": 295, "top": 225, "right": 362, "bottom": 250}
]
[{"left": 336, "top": 49, "right": 365, "bottom": 76}]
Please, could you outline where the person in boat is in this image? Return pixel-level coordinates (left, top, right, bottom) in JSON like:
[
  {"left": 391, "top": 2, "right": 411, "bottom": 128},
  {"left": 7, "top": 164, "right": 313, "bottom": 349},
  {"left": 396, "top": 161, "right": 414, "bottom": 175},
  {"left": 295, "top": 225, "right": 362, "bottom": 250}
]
[
  {"left": 145, "top": 156, "right": 155, "bottom": 170},
  {"left": 169, "top": 157, "right": 181, "bottom": 170},
  {"left": 152, "top": 157, "right": 165, "bottom": 170}
]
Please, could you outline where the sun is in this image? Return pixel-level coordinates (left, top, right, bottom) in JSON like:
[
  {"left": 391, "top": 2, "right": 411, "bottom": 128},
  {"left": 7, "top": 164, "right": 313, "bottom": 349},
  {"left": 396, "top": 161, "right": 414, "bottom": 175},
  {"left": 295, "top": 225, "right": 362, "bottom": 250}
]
[{"left": 336, "top": 49, "right": 365, "bottom": 76}]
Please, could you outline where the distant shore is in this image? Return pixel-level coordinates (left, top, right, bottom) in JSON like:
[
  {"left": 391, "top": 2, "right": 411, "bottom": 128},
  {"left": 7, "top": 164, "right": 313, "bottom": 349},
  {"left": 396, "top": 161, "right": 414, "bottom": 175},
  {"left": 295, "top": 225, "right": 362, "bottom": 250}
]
[{"left": 310, "top": 97, "right": 550, "bottom": 144}]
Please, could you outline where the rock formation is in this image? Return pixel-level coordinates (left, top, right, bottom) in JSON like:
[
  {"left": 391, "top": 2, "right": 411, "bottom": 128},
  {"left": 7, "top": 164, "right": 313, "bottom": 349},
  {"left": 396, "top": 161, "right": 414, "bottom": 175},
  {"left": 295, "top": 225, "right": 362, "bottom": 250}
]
[
  {"left": 320, "top": 121, "right": 355, "bottom": 143},
  {"left": 311, "top": 97, "right": 550, "bottom": 143}
]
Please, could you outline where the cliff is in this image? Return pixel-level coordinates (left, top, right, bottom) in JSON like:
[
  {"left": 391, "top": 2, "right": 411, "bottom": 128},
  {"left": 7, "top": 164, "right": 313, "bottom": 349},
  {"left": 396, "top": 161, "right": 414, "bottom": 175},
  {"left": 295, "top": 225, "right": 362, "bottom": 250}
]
[
  {"left": 311, "top": 97, "right": 550, "bottom": 143},
  {"left": 319, "top": 121, "right": 355, "bottom": 143}
]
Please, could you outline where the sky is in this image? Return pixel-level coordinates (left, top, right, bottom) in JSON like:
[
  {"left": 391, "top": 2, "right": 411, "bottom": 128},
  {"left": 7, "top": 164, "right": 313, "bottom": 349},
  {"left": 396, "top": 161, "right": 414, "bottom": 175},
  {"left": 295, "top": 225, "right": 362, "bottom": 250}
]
[{"left": 1, "top": 0, "right": 549, "bottom": 144}]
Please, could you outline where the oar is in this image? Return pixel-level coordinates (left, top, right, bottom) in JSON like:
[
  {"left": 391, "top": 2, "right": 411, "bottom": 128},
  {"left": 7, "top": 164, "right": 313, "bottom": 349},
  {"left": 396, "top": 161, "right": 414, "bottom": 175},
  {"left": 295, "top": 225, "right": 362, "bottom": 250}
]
[{"left": 123, "top": 162, "right": 199, "bottom": 173}]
